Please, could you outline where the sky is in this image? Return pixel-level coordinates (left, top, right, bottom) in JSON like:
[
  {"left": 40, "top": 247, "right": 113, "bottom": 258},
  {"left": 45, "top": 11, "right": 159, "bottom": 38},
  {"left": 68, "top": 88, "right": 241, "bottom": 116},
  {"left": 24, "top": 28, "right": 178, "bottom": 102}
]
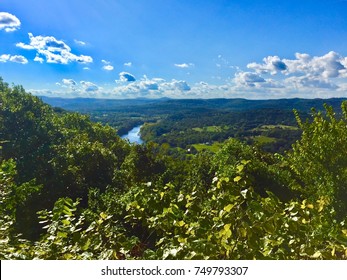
[{"left": 1, "top": 0, "right": 347, "bottom": 99}]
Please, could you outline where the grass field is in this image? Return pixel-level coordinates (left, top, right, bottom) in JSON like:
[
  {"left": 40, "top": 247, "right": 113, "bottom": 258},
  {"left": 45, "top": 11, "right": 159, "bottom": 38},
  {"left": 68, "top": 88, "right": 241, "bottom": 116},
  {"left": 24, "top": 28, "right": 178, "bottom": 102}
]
[
  {"left": 192, "top": 142, "right": 223, "bottom": 153},
  {"left": 253, "top": 124, "right": 299, "bottom": 132},
  {"left": 192, "top": 125, "right": 229, "bottom": 133}
]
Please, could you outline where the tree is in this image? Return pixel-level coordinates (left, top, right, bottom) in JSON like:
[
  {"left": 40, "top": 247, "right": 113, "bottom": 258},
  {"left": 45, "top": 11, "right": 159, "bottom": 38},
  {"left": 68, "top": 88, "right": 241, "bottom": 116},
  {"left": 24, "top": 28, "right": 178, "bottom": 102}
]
[{"left": 287, "top": 102, "right": 347, "bottom": 218}]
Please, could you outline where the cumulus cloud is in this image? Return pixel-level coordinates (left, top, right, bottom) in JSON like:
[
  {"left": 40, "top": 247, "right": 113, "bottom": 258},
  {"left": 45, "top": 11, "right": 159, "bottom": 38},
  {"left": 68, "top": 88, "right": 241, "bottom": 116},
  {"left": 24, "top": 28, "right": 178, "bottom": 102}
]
[
  {"left": 34, "top": 56, "right": 44, "bottom": 63},
  {"left": 16, "top": 33, "right": 93, "bottom": 64},
  {"left": 101, "top": 59, "right": 114, "bottom": 71},
  {"left": 0, "top": 54, "right": 10, "bottom": 62},
  {"left": 248, "top": 51, "right": 347, "bottom": 79},
  {"left": 29, "top": 50, "right": 347, "bottom": 99},
  {"left": 62, "top": 78, "right": 77, "bottom": 87},
  {"left": 174, "top": 63, "right": 194, "bottom": 68},
  {"left": 9, "top": 55, "right": 28, "bottom": 64},
  {"left": 162, "top": 80, "right": 191, "bottom": 91},
  {"left": 124, "top": 62, "right": 132, "bottom": 67},
  {"left": 0, "top": 54, "right": 28, "bottom": 64},
  {"left": 80, "top": 81, "right": 99, "bottom": 92},
  {"left": 112, "top": 76, "right": 193, "bottom": 98},
  {"left": 235, "top": 51, "right": 347, "bottom": 94},
  {"left": 103, "top": 65, "right": 114, "bottom": 71},
  {"left": 234, "top": 72, "right": 266, "bottom": 87},
  {"left": 57, "top": 79, "right": 99, "bottom": 95},
  {"left": 0, "top": 12, "right": 21, "bottom": 32},
  {"left": 113, "top": 80, "right": 160, "bottom": 98},
  {"left": 283, "top": 51, "right": 346, "bottom": 79},
  {"left": 140, "top": 80, "right": 159, "bottom": 91},
  {"left": 247, "top": 56, "right": 287, "bottom": 75},
  {"left": 285, "top": 75, "right": 338, "bottom": 90},
  {"left": 119, "top": 72, "right": 136, "bottom": 82}
]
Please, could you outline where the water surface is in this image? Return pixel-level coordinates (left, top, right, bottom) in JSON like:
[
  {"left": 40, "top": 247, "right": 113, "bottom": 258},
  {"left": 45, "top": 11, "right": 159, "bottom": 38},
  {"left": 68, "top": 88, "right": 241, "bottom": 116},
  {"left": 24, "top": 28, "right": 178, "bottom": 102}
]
[{"left": 121, "top": 125, "right": 143, "bottom": 144}]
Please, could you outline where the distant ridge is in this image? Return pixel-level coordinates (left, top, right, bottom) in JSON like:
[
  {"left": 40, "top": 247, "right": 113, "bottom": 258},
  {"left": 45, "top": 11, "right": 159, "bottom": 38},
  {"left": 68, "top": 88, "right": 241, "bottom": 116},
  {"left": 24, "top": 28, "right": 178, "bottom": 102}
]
[{"left": 39, "top": 96, "right": 347, "bottom": 114}]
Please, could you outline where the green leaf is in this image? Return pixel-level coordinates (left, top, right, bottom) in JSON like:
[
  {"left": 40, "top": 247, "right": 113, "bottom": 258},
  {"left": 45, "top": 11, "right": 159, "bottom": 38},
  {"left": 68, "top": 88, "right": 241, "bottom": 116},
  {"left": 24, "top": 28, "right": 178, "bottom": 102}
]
[
  {"left": 236, "top": 164, "right": 244, "bottom": 172},
  {"left": 312, "top": 251, "right": 322, "bottom": 259},
  {"left": 61, "top": 219, "right": 71, "bottom": 226},
  {"left": 223, "top": 204, "right": 235, "bottom": 212},
  {"left": 82, "top": 238, "right": 91, "bottom": 250},
  {"left": 219, "top": 224, "right": 232, "bottom": 239},
  {"left": 234, "top": 176, "right": 242, "bottom": 182},
  {"left": 178, "top": 237, "right": 187, "bottom": 243},
  {"left": 177, "top": 220, "right": 186, "bottom": 227}
]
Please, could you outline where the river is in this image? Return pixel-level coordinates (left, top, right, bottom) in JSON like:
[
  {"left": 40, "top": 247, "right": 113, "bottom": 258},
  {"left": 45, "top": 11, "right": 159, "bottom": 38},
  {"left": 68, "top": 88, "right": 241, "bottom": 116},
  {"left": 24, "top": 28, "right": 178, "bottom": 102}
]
[{"left": 121, "top": 125, "right": 144, "bottom": 144}]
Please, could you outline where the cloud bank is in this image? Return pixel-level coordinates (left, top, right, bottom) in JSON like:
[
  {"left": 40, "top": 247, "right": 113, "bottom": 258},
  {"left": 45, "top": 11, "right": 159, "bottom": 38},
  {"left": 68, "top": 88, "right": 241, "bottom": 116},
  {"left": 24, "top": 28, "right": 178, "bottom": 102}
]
[
  {"left": 233, "top": 51, "right": 347, "bottom": 96},
  {"left": 31, "top": 51, "right": 347, "bottom": 99}
]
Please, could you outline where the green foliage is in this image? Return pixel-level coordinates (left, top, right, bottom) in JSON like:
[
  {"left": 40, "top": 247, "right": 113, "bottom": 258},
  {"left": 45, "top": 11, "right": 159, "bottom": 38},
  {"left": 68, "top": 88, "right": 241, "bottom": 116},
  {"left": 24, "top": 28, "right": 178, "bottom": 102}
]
[
  {"left": 1, "top": 77, "right": 347, "bottom": 260},
  {"left": 287, "top": 102, "right": 347, "bottom": 218},
  {"left": 0, "top": 159, "right": 41, "bottom": 259},
  {"left": 0, "top": 78, "right": 131, "bottom": 239}
]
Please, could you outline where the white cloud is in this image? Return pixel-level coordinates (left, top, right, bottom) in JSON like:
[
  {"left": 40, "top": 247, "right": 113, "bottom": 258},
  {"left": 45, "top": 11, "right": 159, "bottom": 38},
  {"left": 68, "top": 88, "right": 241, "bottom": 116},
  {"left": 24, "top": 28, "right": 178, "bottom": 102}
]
[
  {"left": 247, "top": 56, "right": 288, "bottom": 75},
  {"left": 285, "top": 75, "right": 338, "bottom": 90},
  {"left": 234, "top": 72, "right": 266, "bottom": 87},
  {"left": 0, "top": 12, "right": 21, "bottom": 32},
  {"left": 282, "top": 51, "right": 346, "bottom": 79},
  {"left": 124, "top": 62, "right": 132, "bottom": 67},
  {"left": 119, "top": 72, "right": 136, "bottom": 82},
  {"left": 112, "top": 77, "right": 193, "bottom": 98},
  {"left": 162, "top": 80, "right": 191, "bottom": 91},
  {"left": 101, "top": 59, "right": 114, "bottom": 71},
  {"left": 174, "top": 63, "right": 194, "bottom": 68},
  {"left": 56, "top": 79, "right": 100, "bottom": 95},
  {"left": 74, "top": 39, "right": 86, "bottom": 46},
  {"left": 16, "top": 33, "right": 93, "bottom": 64},
  {"left": 9, "top": 55, "right": 28, "bottom": 64},
  {"left": 62, "top": 79, "right": 77, "bottom": 87},
  {"left": 113, "top": 81, "right": 160, "bottom": 98},
  {"left": 234, "top": 51, "right": 347, "bottom": 95},
  {"left": 34, "top": 55, "right": 44, "bottom": 63},
  {"left": 248, "top": 51, "right": 347, "bottom": 79},
  {"left": 80, "top": 81, "right": 99, "bottom": 92},
  {"left": 103, "top": 65, "right": 114, "bottom": 71},
  {"left": 28, "top": 50, "right": 347, "bottom": 99},
  {"left": 0, "top": 54, "right": 10, "bottom": 62},
  {"left": 15, "top": 42, "right": 35, "bottom": 50},
  {"left": 139, "top": 80, "right": 159, "bottom": 91},
  {"left": 0, "top": 54, "right": 28, "bottom": 64}
]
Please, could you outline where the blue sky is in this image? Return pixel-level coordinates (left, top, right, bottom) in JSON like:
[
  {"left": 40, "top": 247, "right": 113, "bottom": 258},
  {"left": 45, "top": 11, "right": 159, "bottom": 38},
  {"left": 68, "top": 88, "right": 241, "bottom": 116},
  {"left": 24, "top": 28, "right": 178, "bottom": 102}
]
[{"left": 1, "top": 0, "right": 347, "bottom": 99}]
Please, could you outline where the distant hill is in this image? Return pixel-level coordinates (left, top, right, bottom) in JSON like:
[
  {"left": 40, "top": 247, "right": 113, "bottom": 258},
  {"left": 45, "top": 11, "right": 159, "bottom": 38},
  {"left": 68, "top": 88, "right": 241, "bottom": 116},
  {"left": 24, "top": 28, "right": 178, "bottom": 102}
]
[
  {"left": 40, "top": 96, "right": 347, "bottom": 114},
  {"left": 39, "top": 96, "right": 162, "bottom": 112}
]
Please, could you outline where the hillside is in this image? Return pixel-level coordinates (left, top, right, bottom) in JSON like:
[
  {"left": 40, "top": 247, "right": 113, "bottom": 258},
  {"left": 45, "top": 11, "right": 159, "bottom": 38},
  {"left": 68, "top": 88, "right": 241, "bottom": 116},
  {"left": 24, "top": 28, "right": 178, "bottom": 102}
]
[
  {"left": 41, "top": 96, "right": 347, "bottom": 153},
  {"left": 41, "top": 96, "right": 347, "bottom": 113}
]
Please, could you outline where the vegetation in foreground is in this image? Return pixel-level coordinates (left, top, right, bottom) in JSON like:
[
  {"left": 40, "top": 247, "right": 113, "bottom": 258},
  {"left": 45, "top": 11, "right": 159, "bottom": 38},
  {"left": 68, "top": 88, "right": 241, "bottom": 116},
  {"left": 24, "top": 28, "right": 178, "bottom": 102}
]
[{"left": 1, "top": 77, "right": 347, "bottom": 259}]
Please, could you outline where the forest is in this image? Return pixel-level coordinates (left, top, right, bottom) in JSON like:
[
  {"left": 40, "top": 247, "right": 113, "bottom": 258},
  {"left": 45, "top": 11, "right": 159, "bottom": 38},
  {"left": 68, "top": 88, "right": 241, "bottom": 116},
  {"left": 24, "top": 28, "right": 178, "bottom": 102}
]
[
  {"left": 1, "top": 77, "right": 347, "bottom": 259},
  {"left": 43, "top": 96, "right": 346, "bottom": 153}
]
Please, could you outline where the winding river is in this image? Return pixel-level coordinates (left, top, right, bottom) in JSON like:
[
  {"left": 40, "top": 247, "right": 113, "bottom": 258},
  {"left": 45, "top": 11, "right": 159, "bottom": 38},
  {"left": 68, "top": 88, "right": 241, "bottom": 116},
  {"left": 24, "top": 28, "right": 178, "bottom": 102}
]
[{"left": 121, "top": 125, "right": 144, "bottom": 144}]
